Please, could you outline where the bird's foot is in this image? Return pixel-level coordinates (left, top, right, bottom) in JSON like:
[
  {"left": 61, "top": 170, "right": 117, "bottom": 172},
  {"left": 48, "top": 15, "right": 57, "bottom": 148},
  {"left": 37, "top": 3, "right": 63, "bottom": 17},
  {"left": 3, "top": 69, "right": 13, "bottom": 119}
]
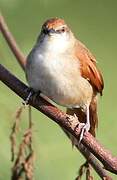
[
  {"left": 22, "top": 88, "right": 34, "bottom": 106},
  {"left": 79, "top": 122, "right": 90, "bottom": 143}
]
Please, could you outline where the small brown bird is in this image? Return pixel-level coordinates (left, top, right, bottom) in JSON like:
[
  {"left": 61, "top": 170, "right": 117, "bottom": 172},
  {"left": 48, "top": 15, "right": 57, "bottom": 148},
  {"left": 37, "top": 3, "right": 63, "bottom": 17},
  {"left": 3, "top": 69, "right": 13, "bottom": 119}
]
[{"left": 26, "top": 18, "right": 104, "bottom": 142}]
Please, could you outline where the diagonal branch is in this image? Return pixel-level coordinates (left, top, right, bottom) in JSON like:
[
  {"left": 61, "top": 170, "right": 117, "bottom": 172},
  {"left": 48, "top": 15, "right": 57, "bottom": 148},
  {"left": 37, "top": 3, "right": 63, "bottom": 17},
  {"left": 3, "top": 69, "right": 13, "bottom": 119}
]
[{"left": 0, "top": 64, "right": 117, "bottom": 178}]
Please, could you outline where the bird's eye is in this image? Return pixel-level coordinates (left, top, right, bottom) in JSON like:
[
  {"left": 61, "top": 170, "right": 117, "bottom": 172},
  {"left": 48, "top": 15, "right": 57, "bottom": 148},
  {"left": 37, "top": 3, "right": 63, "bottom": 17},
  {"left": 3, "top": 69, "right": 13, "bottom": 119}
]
[
  {"left": 61, "top": 27, "right": 65, "bottom": 32},
  {"left": 56, "top": 27, "right": 65, "bottom": 33}
]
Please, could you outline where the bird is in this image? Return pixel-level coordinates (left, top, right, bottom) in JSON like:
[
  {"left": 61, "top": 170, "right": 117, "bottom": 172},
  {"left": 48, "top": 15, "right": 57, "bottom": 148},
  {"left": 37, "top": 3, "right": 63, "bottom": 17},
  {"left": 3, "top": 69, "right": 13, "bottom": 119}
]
[{"left": 25, "top": 17, "right": 104, "bottom": 143}]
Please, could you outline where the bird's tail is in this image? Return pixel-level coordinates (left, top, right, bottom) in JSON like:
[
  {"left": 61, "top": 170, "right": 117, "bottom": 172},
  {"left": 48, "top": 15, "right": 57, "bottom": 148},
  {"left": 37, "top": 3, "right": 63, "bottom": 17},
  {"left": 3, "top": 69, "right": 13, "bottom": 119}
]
[{"left": 66, "top": 95, "right": 98, "bottom": 178}]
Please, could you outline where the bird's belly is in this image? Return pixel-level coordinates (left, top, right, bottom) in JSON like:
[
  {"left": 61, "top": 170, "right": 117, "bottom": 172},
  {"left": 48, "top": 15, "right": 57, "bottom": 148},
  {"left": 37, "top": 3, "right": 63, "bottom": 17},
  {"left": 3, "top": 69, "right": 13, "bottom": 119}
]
[{"left": 26, "top": 53, "right": 93, "bottom": 108}]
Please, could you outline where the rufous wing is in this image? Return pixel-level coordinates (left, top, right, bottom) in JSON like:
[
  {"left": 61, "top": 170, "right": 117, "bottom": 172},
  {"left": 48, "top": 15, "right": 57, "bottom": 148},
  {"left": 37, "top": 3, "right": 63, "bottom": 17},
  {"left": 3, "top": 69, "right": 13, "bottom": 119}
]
[{"left": 75, "top": 40, "right": 104, "bottom": 95}]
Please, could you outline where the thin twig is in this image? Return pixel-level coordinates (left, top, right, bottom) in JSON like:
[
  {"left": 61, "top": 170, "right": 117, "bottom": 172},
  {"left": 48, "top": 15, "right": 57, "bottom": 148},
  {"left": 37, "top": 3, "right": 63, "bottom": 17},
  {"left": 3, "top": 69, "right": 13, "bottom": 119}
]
[
  {"left": 0, "top": 13, "right": 26, "bottom": 69},
  {"left": 10, "top": 105, "right": 24, "bottom": 161},
  {"left": 11, "top": 104, "right": 34, "bottom": 180}
]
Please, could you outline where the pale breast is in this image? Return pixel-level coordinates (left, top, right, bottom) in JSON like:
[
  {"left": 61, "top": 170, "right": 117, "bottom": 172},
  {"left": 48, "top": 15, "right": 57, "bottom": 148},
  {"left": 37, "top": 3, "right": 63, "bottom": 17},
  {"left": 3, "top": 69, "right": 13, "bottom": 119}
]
[{"left": 26, "top": 40, "right": 93, "bottom": 108}]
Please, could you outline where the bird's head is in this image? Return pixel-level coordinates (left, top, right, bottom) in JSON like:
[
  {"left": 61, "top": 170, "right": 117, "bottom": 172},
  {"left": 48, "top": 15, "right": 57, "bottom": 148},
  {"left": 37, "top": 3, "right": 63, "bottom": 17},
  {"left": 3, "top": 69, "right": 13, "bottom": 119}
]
[
  {"left": 42, "top": 18, "right": 70, "bottom": 36},
  {"left": 37, "top": 18, "right": 75, "bottom": 52}
]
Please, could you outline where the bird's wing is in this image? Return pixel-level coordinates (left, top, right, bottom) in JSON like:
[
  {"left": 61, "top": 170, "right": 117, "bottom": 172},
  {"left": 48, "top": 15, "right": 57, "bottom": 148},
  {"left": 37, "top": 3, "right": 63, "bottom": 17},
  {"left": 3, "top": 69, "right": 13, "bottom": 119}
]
[{"left": 75, "top": 40, "right": 104, "bottom": 95}]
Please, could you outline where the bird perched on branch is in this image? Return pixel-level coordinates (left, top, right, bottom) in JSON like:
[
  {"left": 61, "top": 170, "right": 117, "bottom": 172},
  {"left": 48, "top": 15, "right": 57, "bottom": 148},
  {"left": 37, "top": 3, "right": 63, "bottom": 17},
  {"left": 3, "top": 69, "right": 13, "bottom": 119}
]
[{"left": 25, "top": 18, "right": 104, "bottom": 175}]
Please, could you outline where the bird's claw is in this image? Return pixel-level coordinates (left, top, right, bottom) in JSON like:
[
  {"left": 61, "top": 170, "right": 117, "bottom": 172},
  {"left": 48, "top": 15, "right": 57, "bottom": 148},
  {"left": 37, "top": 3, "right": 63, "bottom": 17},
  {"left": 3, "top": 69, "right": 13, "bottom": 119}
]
[{"left": 22, "top": 89, "right": 34, "bottom": 106}]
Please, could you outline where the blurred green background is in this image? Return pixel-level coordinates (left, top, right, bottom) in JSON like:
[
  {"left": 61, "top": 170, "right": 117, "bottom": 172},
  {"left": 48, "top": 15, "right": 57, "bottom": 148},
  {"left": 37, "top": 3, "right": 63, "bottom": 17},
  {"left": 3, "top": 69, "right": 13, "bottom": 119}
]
[{"left": 0, "top": 0, "right": 117, "bottom": 179}]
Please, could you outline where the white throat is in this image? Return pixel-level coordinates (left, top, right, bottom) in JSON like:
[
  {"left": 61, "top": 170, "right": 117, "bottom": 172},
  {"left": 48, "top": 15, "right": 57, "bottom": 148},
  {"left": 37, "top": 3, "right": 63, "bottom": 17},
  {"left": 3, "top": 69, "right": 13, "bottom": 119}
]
[
  {"left": 38, "top": 33, "right": 73, "bottom": 54},
  {"left": 48, "top": 36, "right": 68, "bottom": 53}
]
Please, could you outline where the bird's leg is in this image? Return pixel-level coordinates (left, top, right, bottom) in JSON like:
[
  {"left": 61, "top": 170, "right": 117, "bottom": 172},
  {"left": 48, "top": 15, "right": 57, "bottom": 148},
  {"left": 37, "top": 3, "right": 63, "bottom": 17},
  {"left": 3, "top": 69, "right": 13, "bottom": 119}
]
[{"left": 79, "top": 104, "right": 90, "bottom": 143}]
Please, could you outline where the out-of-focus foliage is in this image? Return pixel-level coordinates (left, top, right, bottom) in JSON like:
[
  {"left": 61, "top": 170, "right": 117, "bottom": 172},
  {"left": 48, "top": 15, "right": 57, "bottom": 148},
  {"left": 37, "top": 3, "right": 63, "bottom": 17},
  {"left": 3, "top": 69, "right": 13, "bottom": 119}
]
[{"left": 0, "top": 0, "right": 117, "bottom": 179}]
